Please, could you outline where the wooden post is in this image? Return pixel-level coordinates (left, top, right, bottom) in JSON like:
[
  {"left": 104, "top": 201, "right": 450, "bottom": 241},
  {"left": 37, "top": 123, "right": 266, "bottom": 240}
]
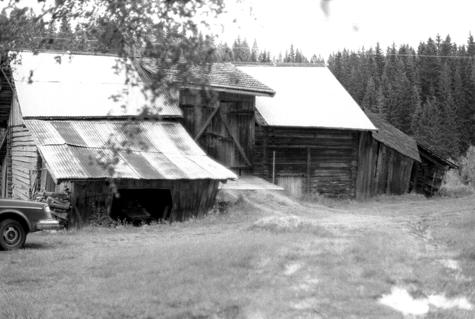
[
  {"left": 272, "top": 150, "right": 276, "bottom": 184},
  {"left": 306, "top": 147, "right": 311, "bottom": 194},
  {"left": 430, "top": 171, "right": 437, "bottom": 196},
  {"left": 262, "top": 131, "right": 268, "bottom": 177}
]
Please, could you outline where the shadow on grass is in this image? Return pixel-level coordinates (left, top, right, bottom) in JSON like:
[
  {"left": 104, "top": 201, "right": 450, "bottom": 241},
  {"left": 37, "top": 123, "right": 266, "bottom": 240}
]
[{"left": 23, "top": 242, "right": 56, "bottom": 250}]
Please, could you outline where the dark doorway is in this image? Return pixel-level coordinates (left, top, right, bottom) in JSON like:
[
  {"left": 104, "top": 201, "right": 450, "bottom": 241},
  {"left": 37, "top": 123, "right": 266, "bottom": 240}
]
[{"left": 110, "top": 189, "right": 173, "bottom": 224}]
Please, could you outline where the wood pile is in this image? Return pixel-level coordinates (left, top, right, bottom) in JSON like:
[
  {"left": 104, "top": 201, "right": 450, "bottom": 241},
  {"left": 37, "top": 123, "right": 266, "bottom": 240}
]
[{"left": 34, "top": 191, "right": 71, "bottom": 227}]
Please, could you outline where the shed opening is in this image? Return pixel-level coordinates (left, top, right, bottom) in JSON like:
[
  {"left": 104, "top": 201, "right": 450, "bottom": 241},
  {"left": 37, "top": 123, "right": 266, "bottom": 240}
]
[{"left": 110, "top": 189, "right": 173, "bottom": 225}]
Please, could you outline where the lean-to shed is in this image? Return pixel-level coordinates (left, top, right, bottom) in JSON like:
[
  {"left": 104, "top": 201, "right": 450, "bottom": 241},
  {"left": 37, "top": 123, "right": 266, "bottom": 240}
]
[
  {"left": 356, "top": 111, "right": 421, "bottom": 199},
  {"left": 0, "top": 51, "right": 236, "bottom": 223},
  {"left": 140, "top": 61, "right": 275, "bottom": 174},
  {"left": 238, "top": 65, "right": 377, "bottom": 198},
  {"left": 411, "top": 141, "right": 458, "bottom": 196}
]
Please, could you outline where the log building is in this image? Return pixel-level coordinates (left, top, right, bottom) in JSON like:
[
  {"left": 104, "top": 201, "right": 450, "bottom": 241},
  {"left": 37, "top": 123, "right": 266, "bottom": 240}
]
[
  {"left": 239, "top": 65, "right": 423, "bottom": 199},
  {"left": 238, "top": 66, "right": 377, "bottom": 198}
]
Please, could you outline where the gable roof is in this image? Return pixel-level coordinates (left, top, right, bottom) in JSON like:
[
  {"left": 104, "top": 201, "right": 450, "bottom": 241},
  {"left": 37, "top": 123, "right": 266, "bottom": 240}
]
[
  {"left": 140, "top": 59, "right": 275, "bottom": 96},
  {"left": 12, "top": 51, "right": 182, "bottom": 119},
  {"left": 24, "top": 119, "right": 236, "bottom": 182},
  {"left": 365, "top": 111, "right": 421, "bottom": 162},
  {"left": 237, "top": 66, "right": 376, "bottom": 130}
]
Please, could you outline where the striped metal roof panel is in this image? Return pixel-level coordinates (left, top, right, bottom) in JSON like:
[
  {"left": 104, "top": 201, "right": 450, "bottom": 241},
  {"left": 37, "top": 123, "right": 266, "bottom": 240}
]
[{"left": 25, "top": 120, "right": 236, "bottom": 182}]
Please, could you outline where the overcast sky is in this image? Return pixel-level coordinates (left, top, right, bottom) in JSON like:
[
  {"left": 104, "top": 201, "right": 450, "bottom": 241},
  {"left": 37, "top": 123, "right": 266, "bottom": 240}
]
[{"left": 215, "top": 0, "right": 475, "bottom": 58}]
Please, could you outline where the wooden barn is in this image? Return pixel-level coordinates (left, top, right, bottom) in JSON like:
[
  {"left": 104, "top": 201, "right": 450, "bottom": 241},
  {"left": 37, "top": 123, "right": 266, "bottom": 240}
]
[
  {"left": 0, "top": 51, "right": 236, "bottom": 224},
  {"left": 356, "top": 111, "right": 421, "bottom": 199},
  {"left": 411, "top": 141, "right": 458, "bottom": 196},
  {"left": 238, "top": 66, "right": 377, "bottom": 198},
  {"left": 140, "top": 61, "right": 275, "bottom": 174}
]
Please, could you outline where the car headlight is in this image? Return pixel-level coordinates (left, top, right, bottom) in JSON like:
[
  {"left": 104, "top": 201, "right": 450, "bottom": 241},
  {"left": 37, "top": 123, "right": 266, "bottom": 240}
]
[{"left": 43, "top": 205, "right": 52, "bottom": 218}]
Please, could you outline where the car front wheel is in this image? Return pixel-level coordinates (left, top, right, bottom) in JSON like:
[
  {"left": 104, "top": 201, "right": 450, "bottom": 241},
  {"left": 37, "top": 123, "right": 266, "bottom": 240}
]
[{"left": 0, "top": 219, "right": 27, "bottom": 250}]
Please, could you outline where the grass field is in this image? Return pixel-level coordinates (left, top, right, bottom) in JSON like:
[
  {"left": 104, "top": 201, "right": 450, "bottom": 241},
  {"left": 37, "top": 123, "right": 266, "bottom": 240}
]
[{"left": 1, "top": 190, "right": 475, "bottom": 318}]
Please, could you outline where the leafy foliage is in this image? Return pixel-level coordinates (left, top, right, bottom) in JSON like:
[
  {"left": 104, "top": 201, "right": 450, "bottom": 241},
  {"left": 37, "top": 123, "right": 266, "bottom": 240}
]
[{"left": 0, "top": 0, "right": 225, "bottom": 180}]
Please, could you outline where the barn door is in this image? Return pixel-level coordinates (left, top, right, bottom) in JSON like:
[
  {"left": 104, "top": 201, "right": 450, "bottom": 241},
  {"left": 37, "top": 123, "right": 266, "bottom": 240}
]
[
  {"left": 220, "top": 102, "right": 253, "bottom": 170},
  {"left": 277, "top": 175, "right": 304, "bottom": 197},
  {"left": 195, "top": 101, "right": 253, "bottom": 171}
]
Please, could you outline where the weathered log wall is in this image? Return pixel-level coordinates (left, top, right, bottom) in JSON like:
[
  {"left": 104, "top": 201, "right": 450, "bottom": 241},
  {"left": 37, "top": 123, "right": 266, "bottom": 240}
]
[{"left": 254, "top": 125, "right": 359, "bottom": 198}]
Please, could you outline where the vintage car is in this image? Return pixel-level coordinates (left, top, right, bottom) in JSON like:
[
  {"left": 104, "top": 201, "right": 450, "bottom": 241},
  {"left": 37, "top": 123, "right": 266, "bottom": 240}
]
[{"left": 0, "top": 199, "right": 61, "bottom": 250}]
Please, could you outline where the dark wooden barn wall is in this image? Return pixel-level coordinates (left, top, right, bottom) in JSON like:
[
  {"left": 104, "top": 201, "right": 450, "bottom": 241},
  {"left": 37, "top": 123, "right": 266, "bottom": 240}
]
[
  {"left": 69, "top": 179, "right": 220, "bottom": 225},
  {"left": 411, "top": 148, "right": 449, "bottom": 196},
  {"left": 254, "top": 125, "right": 359, "bottom": 198},
  {"left": 356, "top": 132, "right": 415, "bottom": 199},
  {"left": 0, "top": 66, "right": 13, "bottom": 127},
  {"left": 180, "top": 90, "right": 255, "bottom": 172}
]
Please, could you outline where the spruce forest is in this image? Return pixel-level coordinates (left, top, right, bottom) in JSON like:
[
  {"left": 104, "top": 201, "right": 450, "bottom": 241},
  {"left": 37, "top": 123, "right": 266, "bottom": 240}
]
[{"left": 327, "top": 35, "right": 475, "bottom": 159}]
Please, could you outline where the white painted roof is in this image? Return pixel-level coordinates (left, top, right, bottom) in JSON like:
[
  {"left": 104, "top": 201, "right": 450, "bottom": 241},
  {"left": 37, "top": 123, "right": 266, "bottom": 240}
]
[
  {"left": 12, "top": 52, "right": 182, "bottom": 118},
  {"left": 238, "top": 66, "right": 376, "bottom": 130}
]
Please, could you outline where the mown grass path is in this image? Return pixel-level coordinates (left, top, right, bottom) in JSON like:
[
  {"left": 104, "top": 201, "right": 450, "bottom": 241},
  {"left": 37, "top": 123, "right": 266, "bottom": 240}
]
[{"left": 1, "top": 192, "right": 474, "bottom": 318}]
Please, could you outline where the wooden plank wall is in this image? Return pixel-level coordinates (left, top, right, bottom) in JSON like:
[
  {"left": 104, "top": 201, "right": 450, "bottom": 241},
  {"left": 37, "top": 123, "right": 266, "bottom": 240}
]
[
  {"left": 356, "top": 132, "right": 415, "bottom": 199},
  {"left": 254, "top": 125, "right": 359, "bottom": 198},
  {"left": 70, "top": 179, "right": 220, "bottom": 226},
  {"left": 10, "top": 125, "right": 39, "bottom": 200},
  {"left": 411, "top": 149, "right": 447, "bottom": 196},
  {"left": 180, "top": 89, "right": 255, "bottom": 171},
  {"left": 0, "top": 94, "right": 39, "bottom": 200}
]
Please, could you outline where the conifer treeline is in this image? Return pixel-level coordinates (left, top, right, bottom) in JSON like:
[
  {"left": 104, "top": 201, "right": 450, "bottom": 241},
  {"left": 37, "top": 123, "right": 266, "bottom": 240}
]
[
  {"left": 328, "top": 35, "right": 475, "bottom": 158},
  {"left": 214, "top": 38, "right": 325, "bottom": 64}
]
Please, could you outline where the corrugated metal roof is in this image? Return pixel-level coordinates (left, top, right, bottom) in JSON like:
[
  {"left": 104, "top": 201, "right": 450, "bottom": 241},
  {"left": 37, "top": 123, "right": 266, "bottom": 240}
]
[
  {"left": 24, "top": 119, "right": 237, "bottom": 182},
  {"left": 237, "top": 66, "right": 376, "bottom": 130},
  {"left": 365, "top": 111, "right": 421, "bottom": 162},
  {"left": 12, "top": 52, "right": 182, "bottom": 118},
  {"left": 140, "top": 60, "right": 275, "bottom": 96}
]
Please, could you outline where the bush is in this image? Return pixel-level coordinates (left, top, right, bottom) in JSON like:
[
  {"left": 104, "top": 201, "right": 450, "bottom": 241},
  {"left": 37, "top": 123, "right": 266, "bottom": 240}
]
[
  {"left": 439, "top": 169, "right": 474, "bottom": 198},
  {"left": 460, "top": 146, "right": 475, "bottom": 187}
]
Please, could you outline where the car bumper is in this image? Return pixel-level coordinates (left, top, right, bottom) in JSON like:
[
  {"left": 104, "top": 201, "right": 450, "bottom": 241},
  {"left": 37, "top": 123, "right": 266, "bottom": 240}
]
[{"left": 36, "top": 219, "right": 61, "bottom": 231}]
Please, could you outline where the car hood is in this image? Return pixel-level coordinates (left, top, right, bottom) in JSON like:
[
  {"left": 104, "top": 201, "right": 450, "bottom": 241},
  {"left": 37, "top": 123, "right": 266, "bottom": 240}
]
[{"left": 0, "top": 199, "right": 46, "bottom": 209}]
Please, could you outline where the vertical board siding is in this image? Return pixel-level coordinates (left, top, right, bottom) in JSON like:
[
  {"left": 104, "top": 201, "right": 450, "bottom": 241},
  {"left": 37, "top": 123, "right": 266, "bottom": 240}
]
[
  {"left": 10, "top": 125, "right": 38, "bottom": 200},
  {"left": 180, "top": 90, "right": 255, "bottom": 170},
  {"left": 254, "top": 126, "right": 359, "bottom": 198},
  {"left": 277, "top": 176, "right": 304, "bottom": 197},
  {"left": 70, "top": 179, "right": 220, "bottom": 226},
  {"left": 356, "top": 132, "right": 415, "bottom": 199}
]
